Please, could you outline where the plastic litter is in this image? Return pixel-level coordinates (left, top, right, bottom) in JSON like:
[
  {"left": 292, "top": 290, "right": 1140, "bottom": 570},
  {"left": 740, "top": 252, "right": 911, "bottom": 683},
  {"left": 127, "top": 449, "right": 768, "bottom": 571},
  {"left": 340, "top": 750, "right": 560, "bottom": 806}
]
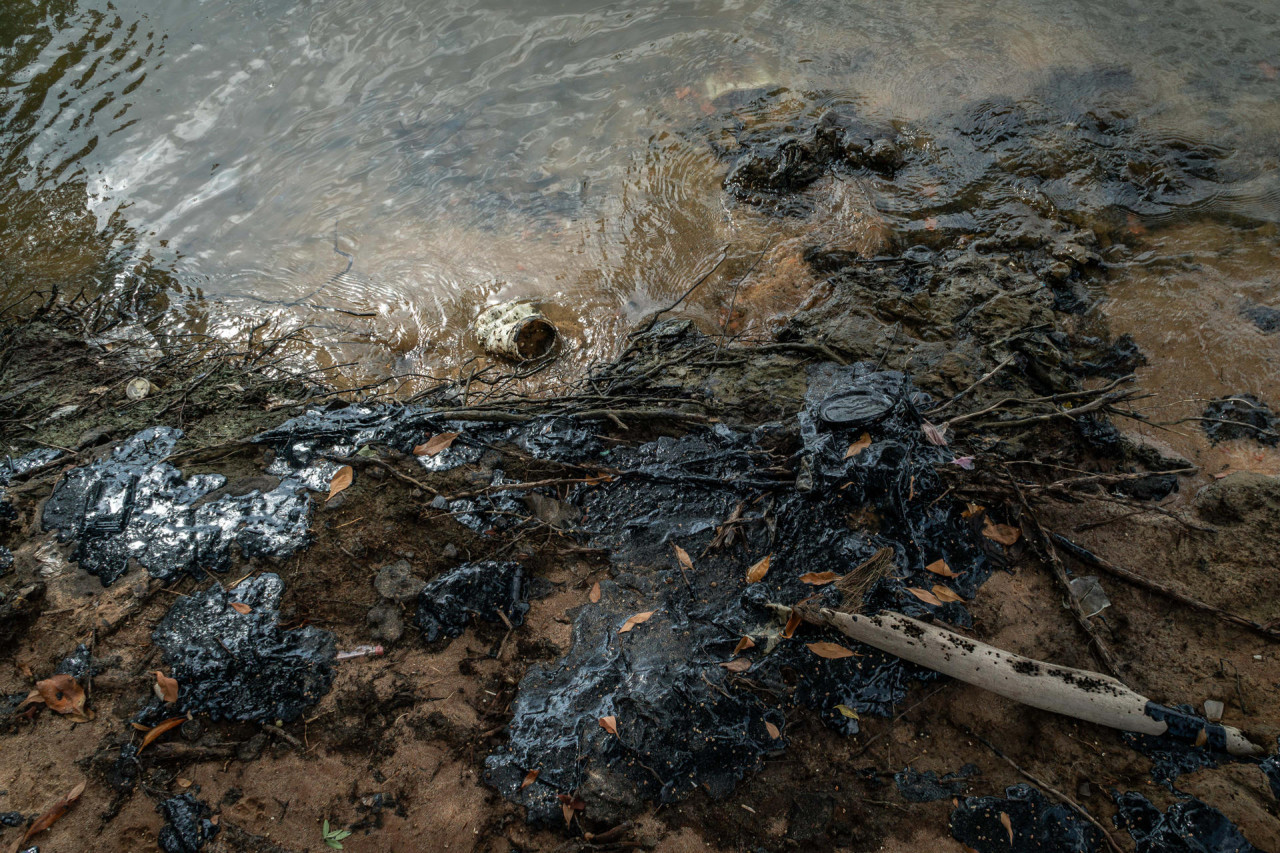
[
  {"left": 152, "top": 573, "right": 336, "bottom": 722},
  {"left": 950, "top": 783, "right": 1101, "bottom": 852},
  {"left": 1113, "top": 790, "right": 1261, "bottom": 853},
  {"left": 474, "top": 300, "right": 559, "bottom": 362},
  {"left": 42, "top": 427, "right": 311, "bottom": 586},
  {"left": 157, "top": 793, "right": 219, "bottom": 853},
  {"left": 894, "top": 764, "right": 979, "bottom": 802},
  {"left": 414, "top": 561, "right": 529, "bottom": 643},
  {"left": 1068, "top": 576, "right": 1111, "bottom": 619}
]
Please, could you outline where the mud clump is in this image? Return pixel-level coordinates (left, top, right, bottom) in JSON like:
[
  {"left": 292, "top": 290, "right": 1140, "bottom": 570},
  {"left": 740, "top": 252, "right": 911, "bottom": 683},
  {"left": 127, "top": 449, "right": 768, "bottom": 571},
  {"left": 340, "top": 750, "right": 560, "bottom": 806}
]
[{"left": 152, "top": 573, "right": 336, "bottom": 722}]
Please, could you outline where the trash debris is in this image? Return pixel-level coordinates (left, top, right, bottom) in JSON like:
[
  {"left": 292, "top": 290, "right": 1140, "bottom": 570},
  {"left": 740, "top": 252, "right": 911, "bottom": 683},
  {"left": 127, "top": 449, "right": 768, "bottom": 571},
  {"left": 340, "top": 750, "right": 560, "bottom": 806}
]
[
  {"left": 157, "top": 793, "right": 219, "bottom": 853},
  {"left": 43, "top": 427, "right": 312, "bottom": 586},
  {"left": 949, "top": 784, "right": 1101, "bottom": 853},
  {"left": 474, "top": 300, "right": 559, "bottom": 362},
  {"left": 1113, "top": 790, "right": 1262, "bottom": 853},
  {"left": 125, "top": 377, "right": 154, "bottom": 401},
  {"left": 894, "top": 764, "right": 979, "bottom": 802},
  {"left": 152, "top": 573, "right": 336, "bottom": 722},
  {"left": 1068, "top": 575, "right": 1111, "bottom": 618},
  {"left": 414, "top": 561, "right": 529, "bottom": 642},
  {"left": 1201, "top": 395, "right": 1279, "bottom": 446},
  {"left": 1204, "top": 699, "right": 1225, "bottom": 723},
  {"left": 336, "top": 644, "right": 384, "bottom": 661}
]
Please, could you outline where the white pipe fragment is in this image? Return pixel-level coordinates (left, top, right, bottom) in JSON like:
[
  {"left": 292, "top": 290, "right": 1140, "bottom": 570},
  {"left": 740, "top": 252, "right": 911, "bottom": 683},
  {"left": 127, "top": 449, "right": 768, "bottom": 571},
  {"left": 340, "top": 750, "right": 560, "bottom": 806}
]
[{"left": 474, "top": 300, "right": 558, "bottom": 362}]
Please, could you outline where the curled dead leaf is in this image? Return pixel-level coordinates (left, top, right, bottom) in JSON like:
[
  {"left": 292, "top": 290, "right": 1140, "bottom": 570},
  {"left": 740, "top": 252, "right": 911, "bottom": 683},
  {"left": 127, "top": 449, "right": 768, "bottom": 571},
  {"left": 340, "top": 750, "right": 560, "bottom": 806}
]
[
  {"left": 931, "top": 585, "right": 964, "bottom": 603},
  {"left": 806, "top": 642, "right": 855, "bottom": 660},
  {"left": 29, "top": 674, "right": 90, "bottom": 719},
  {"left": 228, "top": 601, "right": 252, "bottom": 615},
  {"left": 745, "top": 554, "right": 771, "bottom": 584},
  {"left": 618, "top": 611, "right": 655, "bottom": 634},
  {"left": 588, "top": 582, "right": 601, "bottom": 603},
  {"left": 520, "top": 769, "right": 540, "bottom": 790},
  {"left": 925, "top": 559, "right": 960, "bottom": 578},
  {"left": 720, "top": 658, "right": 751, "bottom": 673},
  {"left": 414, "top": 432, "right": 460, "bottom": 457},
  {"left": 844, "top": 433, "right": 872, "bottom": 459},
  {"left": 922, "top": 420, "right": 948, "bottom": 446},
  {"left": 154, "top": 671, "right": 179, "bottom": 703},
  {"left": 782, "top": 609, "right": 803, "bottom": 639},
  {"left": 835, "top": 704, "right": 859, "bottom": 719},
  {"left": 961, "top": 502, "right": 985, "bottom": 519},
  {"left": 326, "top": 465, "right": 353, "bottom": 502},
  {"left": 982, "top": 518, "right": 1022, "bottom": 546},
  {"left": 799, "top": 571, "right": 839, "bottom": 585},
  {"left": 1000, "top": 810, "right": 1013, "bottom": 844},
  {"left": 599, "top": 715, "right": 618, "bottom": 735},
  {"left": 765, "top": 721, "right": 781, "bottom": 739},
  {"left": 672, "top": 543, "right": 693, "bottom": 572},
  {"left": 20, "top": 780, "right": 86, "bottom": 847},
  {"left": 908, "top": 587, "right": 944, "bottom": 607},
  {"left": 139, "top": 716, "right": 187, "bottom": 753},
  {"left": 733, "top": 636, "right": 756, "bottom": 655}
]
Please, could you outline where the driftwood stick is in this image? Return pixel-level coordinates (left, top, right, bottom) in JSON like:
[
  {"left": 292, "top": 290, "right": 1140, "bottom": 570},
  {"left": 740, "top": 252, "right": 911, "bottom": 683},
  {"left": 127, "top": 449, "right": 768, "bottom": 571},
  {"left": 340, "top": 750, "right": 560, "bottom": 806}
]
[{"left": 791, "top": 605, "right": 1263, "bottom": 757}]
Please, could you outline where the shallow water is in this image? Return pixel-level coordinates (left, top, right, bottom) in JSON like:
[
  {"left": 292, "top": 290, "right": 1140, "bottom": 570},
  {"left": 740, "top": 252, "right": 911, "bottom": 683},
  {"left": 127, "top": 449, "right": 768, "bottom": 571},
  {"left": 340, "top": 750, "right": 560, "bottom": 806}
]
[{"left": 1, "top": 0, "right": 1279, "bottom": 398}]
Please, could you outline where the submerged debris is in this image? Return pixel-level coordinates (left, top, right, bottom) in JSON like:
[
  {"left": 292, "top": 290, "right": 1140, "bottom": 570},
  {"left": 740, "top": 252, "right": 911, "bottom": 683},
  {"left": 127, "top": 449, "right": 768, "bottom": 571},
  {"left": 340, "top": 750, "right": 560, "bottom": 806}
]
[
  {"left": 414, "top": 561, "right": 529, "bottom": 643},
  {"left": 1201, "top": 395, "right": 1279, "bottom": 446},
  {"left": 152, "top": 573, "right": 336, "bottom": 722},
  {"left": 1113, "top": 790, "right": 1261, "bottom": 853},
  {"left": 950, "top": 784, "right": 1101, "bottom": 853},
  {"left": 157, "top": 793, "right": 219, "bottom": 853},
  {"left": 42, "top": 427, "right": 311, "bottom": 586}
]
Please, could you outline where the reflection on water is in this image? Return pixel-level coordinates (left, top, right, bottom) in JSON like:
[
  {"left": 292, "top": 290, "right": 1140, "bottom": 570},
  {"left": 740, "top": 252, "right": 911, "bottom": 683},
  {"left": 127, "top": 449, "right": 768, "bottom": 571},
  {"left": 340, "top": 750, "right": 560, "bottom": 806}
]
[{"left": 1, "top": 0, "right": 1279, "bottom": 398}]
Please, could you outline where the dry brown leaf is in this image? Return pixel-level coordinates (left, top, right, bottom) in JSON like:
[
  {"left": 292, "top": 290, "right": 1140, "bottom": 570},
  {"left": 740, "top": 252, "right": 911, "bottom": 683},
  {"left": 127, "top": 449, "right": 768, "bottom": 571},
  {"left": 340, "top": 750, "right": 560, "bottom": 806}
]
[
  {"left": 33, "top": 674, "right": 89, "bottom": 718},
  {"left": 983, "top": 518, "right": 1022, "bottom": 546},
  {"left": 228, "top": 601, "right": 252, "bottom": 615},
  {"left": 413, "top": 432, "right": 459, "bottom": 457},
  {"left": 1000, "top": 811, "right": 1013, "bottom": 844},
  {"left": 154, "top": 671, "right": 179, "bottom": 703},
  {"left": 765, "top": 721, "right": 781, "bottom": 739},
  {"left": 19, "top": 780, "right": 86, "bottom": 847},
  {"left": 1194, "top": 727, "right": 1208, "bottom": 747},
  {"left": 327, "top": 465, "right": 353, "bottom": 502},
  {"left": 782, "top": 610, "right": 803, "bottom": 639},
  {"left": 961, "top": 502, "right": 985, "bottom": 519},
  {"left": 520, "top": 769, "right": 540, "bottom": 790},
  {"left": 139, "top": 717, "right": 187, "bottom": 753},
  {"left": 908, "top": 587, "right": 944, "bottom": 607},
  {"left": 745, "top": 554, "right": 771, "bottom": 584},
  {"left": 561, "top": 800, "right": 574, "bottom": 827},
  {"left": 588, "top": 582, "right": 601, "bottom": 603},
  {"left": 844, "top": 433, "right": 872, "bottom": 459},
  {"left": 931, "top": 585, "right": 964, "bottom": 603},
  {"left": 806, "top": 642, "right": 855, "bottom": 660},
  {"left": 925, "top": 559, "right": 960, "bottom": 578},
  {"left": 672, "top": 543, "right": 694, "bottom": 572},
  {"left": 720, "top": 658, "right": 751, "bottom": 673},
  {"left": 130, "top": 722, "right": 151, "bottom": 731},
  {"left": 908, "top": 475, "right": 915, "bottom": 502},
  {"left": 599, "top": 715, "right": 618, "bottom": 735},
  {"left": 799, "top": 571, "right": 839, "bottom": 585},
  {"left": 733, "top": 636, "right": 756, "bottom": 655},
  {"left": 618, "top": 611, "right": 655, "bottom": 634}
]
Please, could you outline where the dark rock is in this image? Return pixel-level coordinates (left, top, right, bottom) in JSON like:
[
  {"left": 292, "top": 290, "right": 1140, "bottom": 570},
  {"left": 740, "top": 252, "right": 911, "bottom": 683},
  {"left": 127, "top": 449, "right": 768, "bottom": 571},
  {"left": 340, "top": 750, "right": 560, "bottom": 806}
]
[
  {"left": 373, "top": 560, "right": 425, "bottom": 602},
  {"left": 367, "top": 600, "right": 405, "bottom": 644}
]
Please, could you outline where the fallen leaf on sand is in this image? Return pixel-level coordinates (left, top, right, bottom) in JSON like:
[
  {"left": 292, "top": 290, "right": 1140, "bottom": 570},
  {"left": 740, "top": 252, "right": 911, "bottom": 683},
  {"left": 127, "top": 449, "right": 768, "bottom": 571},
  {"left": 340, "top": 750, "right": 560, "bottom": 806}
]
[
  {"left": 139, "top": 717, "right": 187, "bottom": 753},
  {"left": 20, "top": 780, "right": 86, "bottom": 848},
  {"left": 932, "top": 585, "right": 964, "bottom": 603},
  {"left": 154, "top": 671, "right": 179, "bottom": 703},
  {"left": 618, "top": 611, "right": 655, "bottom": 634},
  {"left": 765, "top": 721, "right": 781, "bottom": 739},
  {"left": 806, "top": 642, "right": 855, "bottom": 660},
  {"left": 908, "top": 587, "right": 944, "bottom": 607},
  {"left": 22, "top": 674, "right": 91, "bottom": 720},
  {"left": 327, "top": 465, "right": 353, "bottom": 502},
  {"left": 800, "top": 571, "right": 839, "bottom": 585},
  {"left": 733, "top": 636, "right": 756, "bottom": 655},
  {"left": 228, "top": 601, "right": 252, "bottom": 615},
  {"left": 599, "top": 716, "right": 617, "bottom": 735},
  {"left": 521, "top": 769, "right": 540, "bottom": 790},
  {"left": 745, "top": 554, "right": 771, "bottom": 584},
  {"left": 925, "top": 559, "right": 960, "bottom": 578},
  {"left": 414, "top": 432, "right": 459, "bottom": 457},
  {"left": 720, "top": 658, "right": 751, "bottom": 672},
  {"left": 982, "top": 518, "right": 1022, "bottom": 546},
  {"left": 844, "top": 433, "right": 872, "bottom": 459},
  {"left": 673, "top": 544, "right": 694, "bottom": 572},
  {"left": 588, "top": 582, "right": 601, "bottom": 603}
]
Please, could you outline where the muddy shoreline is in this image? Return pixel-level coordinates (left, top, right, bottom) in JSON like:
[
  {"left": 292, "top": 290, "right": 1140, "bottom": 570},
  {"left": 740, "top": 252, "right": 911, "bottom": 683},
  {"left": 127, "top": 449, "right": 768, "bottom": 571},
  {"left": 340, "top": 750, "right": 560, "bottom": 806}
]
[{"left": 3, "top": 91, "right": 1280, "bottom": 853}]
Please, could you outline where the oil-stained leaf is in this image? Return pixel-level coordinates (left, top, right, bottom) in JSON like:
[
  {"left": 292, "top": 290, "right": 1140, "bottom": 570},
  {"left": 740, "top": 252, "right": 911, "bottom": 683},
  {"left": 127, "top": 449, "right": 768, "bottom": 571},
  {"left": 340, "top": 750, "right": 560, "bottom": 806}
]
[
  {"left": 982, "top": 518, "right": 1022, "bottom": 546},
  {"left": 720, "top": 658, "right": 751, "bottom": 672},
  {"left": 413, "top": 432, "right": 460, "bottom": 457},
  {"left": 733, "top": 636, "right": 756, "bottom": 655},
  {"left": 922, "top": 421, "right": 948, "bottom": 446},
  {"left": 844, "top": 433, "right": 872, "bottom": 459},
  {"left": 154, "top": 671, "right": 179, "bottom": 703},
  {"left": 618, "top": 611, "right": 655, "bottom": 634},
  {"left": 925, "top": 558, "right": 960, "bottom": 578},
  {"left": 908, "top": 587, "right": 944, "bottom": 606},
  {"left": 139, "top": 716, "right": 187, "bottom": 753},
  {"left": 599, "top": 715, "right": 617, "bottom": 735},
  {"left": 228, "top": 601, "right": 252, "bottom": 615},
  {"left": 806, "top": 642, "right": 855, "bottom": 660},
  {"left": 835, "top": 704, "right": 859, "bottom": 719},
  {"left": 30, "top": 674, "right": 90, "bottom": 719},
  {"left": 1000, "top": 810, "right": 1013, "bottom": 844},
  {"left": 520, "top": 769, "right": 540, "bottom": 790},
  {"left": 932, "top": 585, "right": 964, "bottom": 603},
  {"left": 672, "top": 544, "right": 694, "bottom": 572},
  {"left": 588, "top": 582, "right": 601, "bottom": 603},
  {"left": 765, "top": 721, "right": 781, "bottom": 739},
  {"left": 745, "top": 554, "right": 771, "bottom": 584},
  {"left": 799, "top": 571, "right": 839, "bottom": 585},
  {"left": 326, "top": 465, "right": 353, "bottom": 502},
  {"left": 19, "top": 780, "right": 86, "bottom": 847}
]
